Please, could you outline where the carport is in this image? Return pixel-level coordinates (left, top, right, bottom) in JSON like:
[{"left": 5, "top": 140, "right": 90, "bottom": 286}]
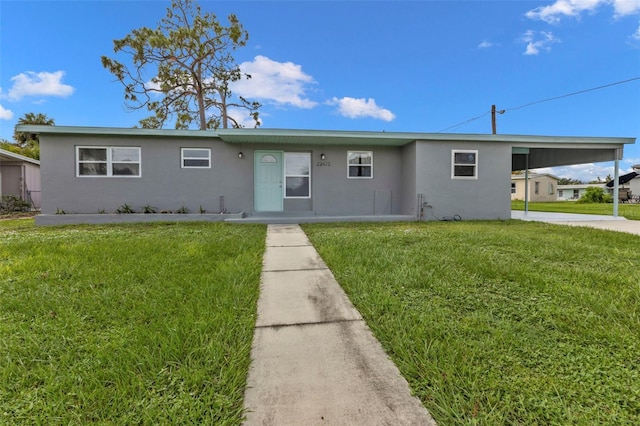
[{"left": 510, "top": 135, "right": 633, "bottom": 216}]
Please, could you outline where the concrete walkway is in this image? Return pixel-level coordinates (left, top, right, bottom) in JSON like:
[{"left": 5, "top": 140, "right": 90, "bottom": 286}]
[{"left": 243, "top": 224, "right": 436, "bottom": 425}]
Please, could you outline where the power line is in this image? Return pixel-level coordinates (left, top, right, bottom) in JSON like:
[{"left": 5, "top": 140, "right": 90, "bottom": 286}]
[
  {"left": 504, "top": 76, "right": 640, "bottom": 112},
  {"left": 436, "top": 76, "right": 640, "bottom": 133}
]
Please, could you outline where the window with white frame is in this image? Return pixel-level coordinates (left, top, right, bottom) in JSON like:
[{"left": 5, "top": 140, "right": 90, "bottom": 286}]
[
  {"left": 181, "top": 148, "right": 211, "bottom": 168},
  {"left": 285, "top": 153, "right": 310, "bottom": 198},
  {"left": 77, "top": 146, "right": 141, "bottom": 177},
  {"left": 451, "top": 150, "right": 477, "bottom": 179},
  {"left": 511, "top": 182, "right": 516, "bottom": 194},
  {"left": 534, "top": 181, "right": 540, "bottom": 194},
  {"left": 348, "top": 151, "right": 373, "bottom": 178}
]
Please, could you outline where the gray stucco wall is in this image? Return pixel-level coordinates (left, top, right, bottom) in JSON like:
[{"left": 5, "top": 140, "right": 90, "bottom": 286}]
[
  {"left": 415, "top": 140, "right": 512, "bottom": 221},
  {"left": 401, "top": 143, "right": 417, "bottom": 217},
  {"left": 40, "top": 135, "right": 405, "bottom": 216},
  {"left": 41, "top": 134, "right": 252, "bottom": 214}
]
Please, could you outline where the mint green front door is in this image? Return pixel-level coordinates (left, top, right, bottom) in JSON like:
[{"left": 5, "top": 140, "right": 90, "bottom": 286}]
[{"left": 254, "top": 151, "right": 283, "bottom": 212}]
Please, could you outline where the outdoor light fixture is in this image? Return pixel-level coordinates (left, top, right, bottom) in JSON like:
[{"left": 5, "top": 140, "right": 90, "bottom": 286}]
[
  {"left": 238, "top": 152, "right": 244, "bottom": 159},
  {"left": 320, "top": 153, "right": 326, "bottom": 160}
]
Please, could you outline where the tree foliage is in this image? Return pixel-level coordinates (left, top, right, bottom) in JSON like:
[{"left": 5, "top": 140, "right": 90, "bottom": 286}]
[
  {"left": 101, "top": 0, "right": 259, "bottom": 130},
  {"left": 1, "top": 140, "right": 40, "bottom": 160},
  {"left": 13, "top": 112, "right": 54, "bottom": 149},
  {"left": 557, "top": 177, "right": 583, "bottom": 185},
  {"left": 577, "top": 186, "right": 612, "bottom": 204}
]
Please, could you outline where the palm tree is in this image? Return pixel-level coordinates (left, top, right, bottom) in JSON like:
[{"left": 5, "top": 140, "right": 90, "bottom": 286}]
[{"left": 13, "top": 112, "right": 55, "bottom": 147}]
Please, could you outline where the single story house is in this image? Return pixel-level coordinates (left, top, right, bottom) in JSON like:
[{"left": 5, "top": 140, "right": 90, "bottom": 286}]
[
  {"left": 511, "top": 173, "right": 558, "bottom": 202},
  {"left": 0, "top": 148, "right": 41, "bottom": 209},
  {"left": 556, "top": 183, "right": 607, "bottom": 201},
  {"left": 15, "top": 125, "right": 635, "bottom": 225}
]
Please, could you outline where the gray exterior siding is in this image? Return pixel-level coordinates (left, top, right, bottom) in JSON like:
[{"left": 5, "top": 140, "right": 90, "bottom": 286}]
[
  {"left": 42, "top": 135, "right": 252, "bottom": 214},
  {"left": 41, "top": 135, "right": 405, "bottom": 216},
  {"left": 32, "top": 126, "right": 630, "bottom": 222},
  {"left": 415, "top": 140, "right": 511, "bottom": 221}
]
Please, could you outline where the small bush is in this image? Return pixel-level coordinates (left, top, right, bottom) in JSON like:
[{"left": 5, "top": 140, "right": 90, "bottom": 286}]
[
  {"left": 0, "top": 195, "right": 31, "bottom": 214},
  {"left": 176, "top": 205, "right": 190, "bottom": 214},
  {"left": 577, "top": 186, "right": 612, "bottom": 203},
  {"left": 141, "top": 204, "right": 157, "bottom": 214},
  {"left": 116, "top": 203, "right": 135, "bottom": 214}
]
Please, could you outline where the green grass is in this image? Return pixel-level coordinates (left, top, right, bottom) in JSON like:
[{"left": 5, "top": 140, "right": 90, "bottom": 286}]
[
  {"left": 512, "top": 200, "right": 640, "bottom": 220},
  {"left": 0, "top": 220, "right": 266, "bottom": 425},
  {"left": 303, "top": 221, "right": 640, "bottom": 425}
]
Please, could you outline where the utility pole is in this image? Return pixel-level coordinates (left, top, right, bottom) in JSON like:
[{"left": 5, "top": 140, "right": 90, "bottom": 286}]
[{"left": 491, "top": 104, "right": 505, "bottom": 134}]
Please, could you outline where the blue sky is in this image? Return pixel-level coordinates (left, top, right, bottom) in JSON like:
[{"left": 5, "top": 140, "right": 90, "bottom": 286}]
[{"left": 1, "top": 0, "right": 639, "bottom": 181}]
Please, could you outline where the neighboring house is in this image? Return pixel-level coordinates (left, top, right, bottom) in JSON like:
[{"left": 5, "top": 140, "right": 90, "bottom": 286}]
[
  {"left": 0, "top": 148, "right": 41, "bottom": 209},
  {"left": 15, "top": 125, "right": 635, "bottom": 224},
  {"left": 511, "top": 173, "right": 558, "bottom": 202},
  {"left": 629, "top": 175, "right": 640, "bottom": 201},
  {"left": 605, "top": 171, "right": 640, "bottom": 202},
  {"left": 557, "top": 184, "right": 607, "bottom": 201}
]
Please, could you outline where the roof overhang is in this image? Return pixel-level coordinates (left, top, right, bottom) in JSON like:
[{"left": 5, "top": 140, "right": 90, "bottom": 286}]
[
  {"left": 18, "top": 124, "right": 635, "bottom": 146},
  {"left": 16, "top": 125, "right": 635, "bottom": 170},
  {"left": 0, "top": 148, "right": 40, "bottom": 165}
]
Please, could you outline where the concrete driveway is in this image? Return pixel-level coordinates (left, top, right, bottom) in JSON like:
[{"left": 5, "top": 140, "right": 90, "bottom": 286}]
[{"left": 511, "top": 211, "right": 640, "bottom": 236}]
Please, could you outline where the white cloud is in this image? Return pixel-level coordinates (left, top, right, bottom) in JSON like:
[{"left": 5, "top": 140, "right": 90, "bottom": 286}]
[
  {"left": 522, "top": 30, "right": 560, "bottom": 54},
  {"left": 328, "top": 97, "right": 396, "bottom": 121},
  {"left": 0, "top": 104, "right": 13, "bottom": 120},
  {"left": 526, "top": 0, "right": 640, "bottom": 23},
  {"left": 613, "top": 0, "right": 640, "bottom": 16},
  {"left": 478, "top": 41, "right": 494, "bottom": 48},
  {"left": 536, "top": 162, "right": 624, "bottom": 182},
  {"left": 632, "top": 22, "right": 640, "bottom": 39},
  {"left": 6, "top": 71, "right": 75, "bottom": 101},
  {"left": 233, "top": 55, "right": 318, "bottom": 109}
]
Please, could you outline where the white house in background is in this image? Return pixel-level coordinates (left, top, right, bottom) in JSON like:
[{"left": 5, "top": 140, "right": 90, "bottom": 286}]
[
  {"left": 0, "top": 148, "right": 41, "bottom": 209},
  {"left": 556, "top": 183, "right": 607, "bottom": 201},
  {"left": 511, "top": 173, "right": 558, "bottom": 202}
]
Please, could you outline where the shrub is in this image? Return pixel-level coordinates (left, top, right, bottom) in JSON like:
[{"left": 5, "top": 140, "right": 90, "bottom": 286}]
[
  {"left": 0, "top": 195, "right": 31, "bottom": 214},
  {"left": 116, "top": 203, "right": 135, "bottom": 214},
  {"left": 577, "top": 186, "right": 612, "bottom": 203}
]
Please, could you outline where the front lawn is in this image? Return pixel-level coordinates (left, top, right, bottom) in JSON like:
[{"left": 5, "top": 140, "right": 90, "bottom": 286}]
[
  {"left": 303, "top": 221, "right": 640, "bottom": 425},
  {"left": 0, "top": 220, "right": 266, "bottom": 425},
  {"left": 512, "top": 200, "right": 640, "bottom": 220}
]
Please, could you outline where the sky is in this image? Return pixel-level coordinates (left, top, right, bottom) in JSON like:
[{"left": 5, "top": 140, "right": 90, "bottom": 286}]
[{"left": 1, "top": 0, "right": 639, "bottom": 182}]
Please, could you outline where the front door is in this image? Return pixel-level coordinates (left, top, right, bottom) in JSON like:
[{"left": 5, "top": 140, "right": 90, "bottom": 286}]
[{"left": 254, "top": 151, "right": 283, "bottom": 212}]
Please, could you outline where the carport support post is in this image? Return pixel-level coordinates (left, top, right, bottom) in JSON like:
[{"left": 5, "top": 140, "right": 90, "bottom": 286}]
[
  {"left": 524, "top": 154, "right": 529, "bottom": 214},
  {"left": 613, "top": 156, "right": 620, "bottom": 217}
]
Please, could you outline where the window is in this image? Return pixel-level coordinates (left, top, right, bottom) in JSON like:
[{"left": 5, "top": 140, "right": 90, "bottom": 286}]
[
  {"left": 451, "top": 150, "right": 477, "bottom": 179},
  {"left": 548, "top": 182, "right": 554, "bottom": 195},
  {"left": 181, "top": 148, "right": 211, "bottom": 168},
  {"left": 534, "top": 181, "right": 540, "bottom": 194},
  {"left": 77, "top": 146, "right": 140, "bottom": 177},
  {"left": 511, "top": 183, "right": 516, "bottom": 194},
  {"left": 558, "top": 189, "right": 564, "bottom": 198},
  {"left": 348, "top": 151, "right": 373, "bottom": 178},
  {"left": 285, "top": 153, "right": 310, "bottom": 198}
]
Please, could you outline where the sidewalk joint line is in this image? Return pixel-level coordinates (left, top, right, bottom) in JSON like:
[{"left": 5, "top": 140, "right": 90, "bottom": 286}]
[
  {"left": 255, "top": 318, "right": 363, "bottom": 330},
  {"left": 262, "top": 267, "right": 329, "bottom": 273}
]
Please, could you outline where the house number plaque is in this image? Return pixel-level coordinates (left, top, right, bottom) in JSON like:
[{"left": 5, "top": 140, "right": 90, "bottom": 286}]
[{"left": 316, "top": 161, "right": 331, "bottom": 167}]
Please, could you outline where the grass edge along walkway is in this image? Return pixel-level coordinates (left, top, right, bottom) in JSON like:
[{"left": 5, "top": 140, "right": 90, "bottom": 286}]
[
  {"left": 0, "top": 220, "right": 266, "bottom": 425},
  {"left": 303, "top": 220, "right": 640, "bottom": 425}
]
